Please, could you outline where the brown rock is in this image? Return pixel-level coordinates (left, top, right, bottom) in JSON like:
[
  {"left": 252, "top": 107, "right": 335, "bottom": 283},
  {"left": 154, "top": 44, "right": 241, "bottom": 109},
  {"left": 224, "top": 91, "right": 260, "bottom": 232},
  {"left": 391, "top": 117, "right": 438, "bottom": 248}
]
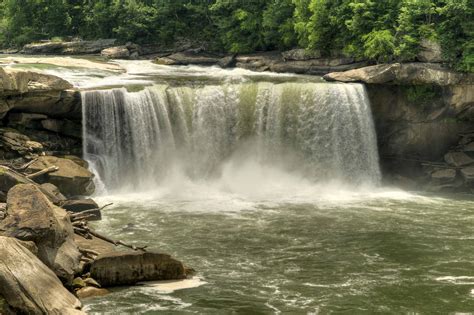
[
  {"left": 460, "top": 166, "right": 474, "bottom": 182},
  {"left": 26, "top": 156, "right": 95, "bottom": 196},
  {"left": 0, "top": 184, "right": 81, "bottom": 283},
  {"left": 0, "top": 236, "right": 84, "bottom": 314},
  {"left": 41, "top": 118, "right": 82, "bottom": 138},
  {"left": 101, "top": 46, "right": 131, "bottom": 59},
  {"left": 90, "top": 251, "right": 187, "bottom": 287}
]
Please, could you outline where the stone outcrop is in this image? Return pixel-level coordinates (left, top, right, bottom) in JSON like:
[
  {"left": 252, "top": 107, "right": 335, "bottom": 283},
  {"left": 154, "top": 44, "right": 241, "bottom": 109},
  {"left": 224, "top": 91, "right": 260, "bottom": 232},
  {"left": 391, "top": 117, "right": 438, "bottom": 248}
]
[
  {"left": 0, "top": 184, "right": 81, "bottom": 283},
  {"left": 61, "top": 198, "right": 101, "bottom": 221},
  {"left": 26, "top": 156, "right": 95, "bottom": 197},
  {"left": 155, "top": 51, "right": 229, "bottom": 66},
  {"left": 0, "top": 236, "right": 84, "bottom": 314},
  {"left": 0, "top": 67, "right": 80, "bottom": 119},
  {"left": 323, "top": 63, "right": 474, "bottom": 86},
  {"left": 22, "top": 39, "right": 117, "bottom": 55}
]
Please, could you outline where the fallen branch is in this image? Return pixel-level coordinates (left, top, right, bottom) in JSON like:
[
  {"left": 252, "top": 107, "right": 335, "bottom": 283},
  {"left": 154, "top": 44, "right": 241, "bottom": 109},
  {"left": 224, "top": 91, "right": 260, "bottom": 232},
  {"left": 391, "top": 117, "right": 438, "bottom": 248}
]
[
  {"left": 88, "top": 229, "right": 147, "bottom": 252},
  {"left": 27, "top": 165, "right": 59, "bottom": 179}
]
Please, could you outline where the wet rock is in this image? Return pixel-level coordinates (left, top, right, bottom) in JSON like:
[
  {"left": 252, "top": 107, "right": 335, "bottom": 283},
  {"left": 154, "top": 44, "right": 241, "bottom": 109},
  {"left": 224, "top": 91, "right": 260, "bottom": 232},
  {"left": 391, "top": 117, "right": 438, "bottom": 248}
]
[
  {"left": 158, "top": 51, "right": 224, "bottom": 65},
  {"left": 26, "top": 156, "right": 95, "bottom": 196},
  {"left": 61, "top": 199, "right": 101, "bottom": 221},
  {"left": 41, "top": 118, "right": 82, "bottom": 138},
  {"left": 22, "top": 39, "right": 117, "bottom": 55},
  {"left": 90, "top": 251, "right": 187, "bottom": 287},
  {"left": 417, "top": 39, "right": 443, "bottom": 63},
  {"left": 76, "top": 287, "right": 110, "bottom": 299},
  {"left": 0, "top": 184, "right": 81, "bottom": 284},
  {"left": 444, "top": 152, "right": 474, "bottom": 167},
  {"left": 324, "top": 63, "right": 474, "bottom": 86},
  {"left": 0, "top": 236, "right": 84, "bottom": 314},
  {"left": 431, "top": 168, "right": 457, "bottom": 182}
]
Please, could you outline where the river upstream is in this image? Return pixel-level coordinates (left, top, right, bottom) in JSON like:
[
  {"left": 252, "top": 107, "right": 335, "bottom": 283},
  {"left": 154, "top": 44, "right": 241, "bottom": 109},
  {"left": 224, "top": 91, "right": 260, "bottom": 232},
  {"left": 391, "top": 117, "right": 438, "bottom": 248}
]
[{"left": 3, "top": 57, "right": 474, "bottom": 313}]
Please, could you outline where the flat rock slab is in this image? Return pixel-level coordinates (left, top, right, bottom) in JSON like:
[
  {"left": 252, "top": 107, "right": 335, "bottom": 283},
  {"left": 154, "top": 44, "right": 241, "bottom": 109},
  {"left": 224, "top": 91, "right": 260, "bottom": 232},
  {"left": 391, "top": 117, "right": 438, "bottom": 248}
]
[
  {"left": 0, "top": 236, "right": 84, "bottom": 314},
  {"left": 431, "top": 168, "right": 457, "bottom": 182},
  {"left": 91, "top": 251, "right": 187, "bottom": 287},
  {"left": 461, "top": 166, "right": 474, "bottom": 182}
]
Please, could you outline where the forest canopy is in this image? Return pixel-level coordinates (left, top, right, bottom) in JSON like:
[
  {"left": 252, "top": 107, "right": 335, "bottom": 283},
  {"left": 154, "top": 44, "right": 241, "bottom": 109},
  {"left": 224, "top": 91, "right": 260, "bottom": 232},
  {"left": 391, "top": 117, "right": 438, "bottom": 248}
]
[{"left": 0, "top": 0, "right": 472, "bottom": 71}]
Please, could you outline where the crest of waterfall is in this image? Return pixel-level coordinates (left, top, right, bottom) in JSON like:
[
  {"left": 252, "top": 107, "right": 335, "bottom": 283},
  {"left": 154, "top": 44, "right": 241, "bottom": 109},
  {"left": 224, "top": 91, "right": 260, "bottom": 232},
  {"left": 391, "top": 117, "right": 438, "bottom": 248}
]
[{"left": 82, "top": 82, "right": 381, "bottom": 193}]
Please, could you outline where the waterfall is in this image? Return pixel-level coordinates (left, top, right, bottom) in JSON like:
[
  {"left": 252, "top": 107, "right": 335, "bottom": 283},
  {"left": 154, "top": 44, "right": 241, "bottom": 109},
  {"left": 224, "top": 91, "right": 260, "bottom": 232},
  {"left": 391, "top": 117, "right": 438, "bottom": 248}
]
[{"left": 82, "top": 82, "right": 381, "bottom": 193}]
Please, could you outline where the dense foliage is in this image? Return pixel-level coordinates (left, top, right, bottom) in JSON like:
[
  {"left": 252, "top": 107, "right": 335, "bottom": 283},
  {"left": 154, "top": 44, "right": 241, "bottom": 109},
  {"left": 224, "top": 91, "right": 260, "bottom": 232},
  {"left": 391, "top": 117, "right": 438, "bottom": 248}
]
[{"left": 0, "top": 0, "right": 472, "bottom": 71}]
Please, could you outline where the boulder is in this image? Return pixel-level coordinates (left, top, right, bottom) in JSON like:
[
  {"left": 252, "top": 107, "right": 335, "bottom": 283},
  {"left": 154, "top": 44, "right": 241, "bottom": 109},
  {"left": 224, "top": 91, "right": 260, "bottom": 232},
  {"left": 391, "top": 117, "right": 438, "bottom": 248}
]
[
  {"left": 0, "top": 67, "right": 72, "bottom": 95},
  {"left": 0, "top": 184, "right": 81, "bottom": 283},
  {"left": 218, "top": 55, "right": 236, "bottom": 68},
  {"left": 0, "top": 166, "right": 71, "bottom": 205},
  {"left": 75, "top": 235, "right": 188, "bottom": 287},
  {"left": 41, "top": 118, "right": 82, "bottom": 138},
  {"left": 444, "top": 151, "right": 474, "bottom": 167},
  {"left": 101, "top": 46, "right": 131, "bottom": 59},
  {"left": 61, "top": 199, "right": 101, "bottom": 221},
  {"left": 323, "top": 63, "right": 474, "bottom": 86},
  {"left": 417, "top": 39, "right": 443, "bottom": 63},
  {"left": 0, "top": 236, "right": 84, "bottom": 314},
  {"left": 90, "top": 251, "right": 187, "bottom": 287},
  {"left": 26, "top": 156, "right": 95, "bottom": 196},
  {"left": 22, "top": 39, "right": 117, "bottom": 55}
]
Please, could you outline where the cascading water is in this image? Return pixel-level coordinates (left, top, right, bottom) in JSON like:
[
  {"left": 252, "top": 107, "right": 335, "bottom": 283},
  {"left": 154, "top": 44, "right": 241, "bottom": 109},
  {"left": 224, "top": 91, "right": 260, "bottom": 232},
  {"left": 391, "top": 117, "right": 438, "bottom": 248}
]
[{"left": 82, "top": 81, "right": 381, "bottom": 193}]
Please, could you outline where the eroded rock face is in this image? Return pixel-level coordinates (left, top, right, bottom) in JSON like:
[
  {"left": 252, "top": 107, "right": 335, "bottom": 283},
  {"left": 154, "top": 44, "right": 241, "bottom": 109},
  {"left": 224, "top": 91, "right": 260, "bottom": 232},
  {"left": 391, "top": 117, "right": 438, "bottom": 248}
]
[
  {"left": 0, "top": 184, "right": 81, "bottom": 283},
  {"left": 90, "top": 251, "right": 187, "bottom": 287},
  {"left": 26, "top": 156, "right": 95, "bottom": 197},
  {"left": 0, "top": 68, "right": 80, "bottom": 119},
  {"left": 0, "top": 236, "right": 84, "bottom": 315},
  {"left": 324, "top": 63, "right": 474, "bottom": 86}
]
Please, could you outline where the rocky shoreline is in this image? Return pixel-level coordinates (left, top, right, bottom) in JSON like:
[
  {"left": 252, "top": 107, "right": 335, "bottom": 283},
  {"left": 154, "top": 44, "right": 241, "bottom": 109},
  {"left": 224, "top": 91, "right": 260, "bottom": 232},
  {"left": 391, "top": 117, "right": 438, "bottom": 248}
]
[{"left": 0, "top": 65, "right": 190, "bottom": 313}]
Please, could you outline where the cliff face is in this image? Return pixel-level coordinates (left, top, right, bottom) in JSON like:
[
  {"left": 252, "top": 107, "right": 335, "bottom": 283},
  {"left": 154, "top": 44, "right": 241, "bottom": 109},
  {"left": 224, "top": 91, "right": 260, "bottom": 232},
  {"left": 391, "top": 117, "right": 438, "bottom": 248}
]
[{"left": 324, "top": 63, "right": 474, "bottom": 191}]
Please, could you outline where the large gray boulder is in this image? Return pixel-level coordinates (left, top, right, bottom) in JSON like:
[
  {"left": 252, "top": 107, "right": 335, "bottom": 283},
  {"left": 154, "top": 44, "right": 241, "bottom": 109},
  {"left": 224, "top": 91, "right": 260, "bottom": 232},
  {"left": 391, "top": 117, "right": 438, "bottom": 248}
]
[
  {"left": 0, "top": 236, "right": 84, "bottom": 314},
  {"left": 26, "top": 156, "right": 95, "bottom": 196},
  {"left": 324, "top": 63, "right": 474, "bottom": 86},
  {"left": 0, "top": 184, "right": 81, "bottom": 283}
]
